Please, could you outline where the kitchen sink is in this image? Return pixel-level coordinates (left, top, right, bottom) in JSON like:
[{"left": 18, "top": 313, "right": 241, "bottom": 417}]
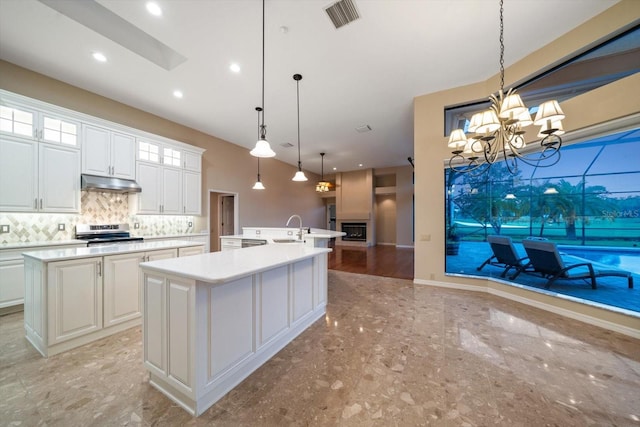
[{"left": 272, "top": 238, "right": 303, "bottom": 243}]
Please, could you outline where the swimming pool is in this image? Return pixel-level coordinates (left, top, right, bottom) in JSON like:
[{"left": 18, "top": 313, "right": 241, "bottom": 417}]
[{"left": 559, "top": 246, "right": 640, "bottom": 275}]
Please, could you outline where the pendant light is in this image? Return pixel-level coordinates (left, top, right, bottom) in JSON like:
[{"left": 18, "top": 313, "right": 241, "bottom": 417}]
[
  {"left": 316, "top": 152, "right": 331, "bottom": 192},
  {"left": 252, "top": 107, "right": 266, "bottom": 189},
  {"left": 292, "top": 73, "right": 308, "bottom": 181},
  {"left": 250, "top": 0, "right": 276, "bottom": 158}
]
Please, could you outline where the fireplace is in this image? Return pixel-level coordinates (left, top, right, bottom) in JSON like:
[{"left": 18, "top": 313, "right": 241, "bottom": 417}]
[{"left": 342, "top": 222, "right": 367, "bottom": 242}]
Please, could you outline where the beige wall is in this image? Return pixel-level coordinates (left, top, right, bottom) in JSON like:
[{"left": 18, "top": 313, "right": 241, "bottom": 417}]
[
  {"left": 414, "top": 0, "right": 640, "bottom": 331},
  {"left": 375, "top": 165, "right": 414, "bottom": 247},
  {"left": 375, "top": 194, "right": 396, "bottom": 244},
  {"left": 0, "top": 60, "right": 326, "bottom": 232}
]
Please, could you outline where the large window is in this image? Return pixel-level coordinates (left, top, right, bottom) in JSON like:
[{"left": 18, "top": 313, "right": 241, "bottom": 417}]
[{"left": 445, "top": 128, "right": 640, "bottom": 313}]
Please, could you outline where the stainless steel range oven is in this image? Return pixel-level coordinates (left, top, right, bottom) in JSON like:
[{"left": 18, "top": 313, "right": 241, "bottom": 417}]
[{"left": 75, "top": 223, "right": 143, "bottom": 246}]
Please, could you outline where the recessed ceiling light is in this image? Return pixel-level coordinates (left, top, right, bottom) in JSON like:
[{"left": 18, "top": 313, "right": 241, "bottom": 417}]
[
  {"left": 358, "top": 163, "right": 363, "bottom": 167},
  {"left": 173, "top": 90, "right": 183, "bottom": 99},
  {"left": 92, "top": 52, "right": 107, "bottom": 62},
  {"left": 333, "top": 167, "right": 337, "bottom": 171},
  {"left": 146, "top": 2, "right": 162, "bottom": 17},
  {"left": 229, "top": 63, "right": 241, "bottom": 73}
]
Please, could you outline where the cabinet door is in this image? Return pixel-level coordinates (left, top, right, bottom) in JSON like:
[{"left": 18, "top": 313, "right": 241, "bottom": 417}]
[
  {"left": 183, "top": 170, "right": 201, "bottom": 215},
  {"left": 104, "top": 253, "right": 142, "bottom": 327},
  {"left": 147, "top": 249, "right": 177, "bottom": 262},
  {"left": 183, "top": 151, "right": 201, "bottom": 172},
  {"left": 39, "top": 143, "right": 80, "bottom": 212},
  {"left": 162, "top": 167, "right": 182, "bottom": 214},
  {"left": 111, "top": 132, "right": 135, "bottom": 179},
  {"left": 0, "top": 136, "right": 38, "bottom": 211},
  {"left": 82, "top": 124, "right": 110, "bottom": 176},
  {"left": 178, "top": 246, "right": 204, "bottom": 257},
  {"left": 0, "top": 258, "right": 24, "bottom": 308},
  {"left": 48, "top": 257, "right": 103, "bottom": 345},
  {"left": 137, "top": 162, "right": 161, "bottom": 214}
]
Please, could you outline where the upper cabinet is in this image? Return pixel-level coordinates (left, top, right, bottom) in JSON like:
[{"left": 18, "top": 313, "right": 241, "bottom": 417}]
[
  {"left": 135, "top": 138, "right": 202, "bottom": 215},
  {"left": 0, "top": 135, "right": 80, "bottom": 213},
  {"left": 82, "top": 124, "right": 135, "bottom": 179},
  {"left": 1, "top": 102, "right": 80, "bottom": 147},
  {"left": 2, "top": 90, "right": 204, "bottom": 216}
]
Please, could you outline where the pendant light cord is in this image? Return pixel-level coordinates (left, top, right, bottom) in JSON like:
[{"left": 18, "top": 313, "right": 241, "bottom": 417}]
[
  {"left": 320, "top": 152, "right": 325, "bottom": 180},
  {"left": 261, "top": 0, "right": 265, "bottom": 128},
  {"left": 296, "top": 78, "right": 301, "bottom": 169},
  {"left": 499, "top": 0, "right": 504, "bottom": 93}
]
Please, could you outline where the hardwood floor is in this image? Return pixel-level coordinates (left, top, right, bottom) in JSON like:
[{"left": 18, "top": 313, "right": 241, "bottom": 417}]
[{"left": 328, "top": 242, "right": 414, "bottom": 280}]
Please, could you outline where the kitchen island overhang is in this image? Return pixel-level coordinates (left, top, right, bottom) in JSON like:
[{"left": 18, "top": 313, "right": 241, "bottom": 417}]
[{"left": 139, "top": 244, "right": 332, "bottom": 416}]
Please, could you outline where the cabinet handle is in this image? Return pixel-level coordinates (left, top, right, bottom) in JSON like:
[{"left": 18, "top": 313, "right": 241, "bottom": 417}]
[
  {"left": 142, "top": 256, "right": 146, "bottom": 262},
  {"left": 97, "top": 261, "right": 102, "bottom": 277},
  {"left": 34, "top": 198, "right": 38, "bottom": 209},
  {"left": 39, "top": 199, "right": 42, "bottom": 209}
]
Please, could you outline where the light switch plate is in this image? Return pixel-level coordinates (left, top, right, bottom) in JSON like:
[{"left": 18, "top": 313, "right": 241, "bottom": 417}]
[
  {"left": 188, "top": 221, "right": 193, "bottom": 227},
  {"left": 0, "top": 224, "right": 9, "bottom": 233},
  {"left": 58, "top": 224, "right": 65, "bottom": 231}
]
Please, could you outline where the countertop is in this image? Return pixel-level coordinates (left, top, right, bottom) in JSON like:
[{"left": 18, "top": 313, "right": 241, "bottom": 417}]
[
  {"left": 135, "top": 231, "right": 208, "bottom": 239},
  {"left": 140, "top": 244, "right": 332, "bottom": 284},
  {"left": 22, "top": 240, "right": 204, "bottom": 262},
  {"left": 221, "top": 228, "right": 345, "bottom": 241},
  {"left": 0, "top": 240, "right": 87, "bottom": 251}
]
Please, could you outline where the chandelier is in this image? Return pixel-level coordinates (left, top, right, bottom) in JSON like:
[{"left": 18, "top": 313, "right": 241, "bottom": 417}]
[
  {"left": 316, "top": 153, "right": 331, "bottom": 192},
  {"left": 250, "top": 0, "right": 276, "bottom": 158},
  {"left": 447, "top": 0, "right": 566, "bottom": 175}
]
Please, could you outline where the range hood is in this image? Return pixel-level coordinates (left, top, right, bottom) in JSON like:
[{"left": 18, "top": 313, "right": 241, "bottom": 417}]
[{"left": 81, "top": 174, "right": 142, "bottom": 193}]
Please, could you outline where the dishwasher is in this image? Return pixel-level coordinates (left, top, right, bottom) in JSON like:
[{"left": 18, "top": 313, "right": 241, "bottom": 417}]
[{"left": 241, "top": 238, "right": 268, "bottom": 248}]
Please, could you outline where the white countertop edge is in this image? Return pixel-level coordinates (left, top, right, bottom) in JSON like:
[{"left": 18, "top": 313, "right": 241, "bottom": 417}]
[
  {"left": 22, "top": 240, "right": 204, "bottom": 262},
  {"left": 139, "top": 245, "right": 332, "bottom": 284},
  {"left": 0, "top": 239, "right": 87, "bottom": 251},
  {"left": 221, "top": 228, "right": 345, "bottom": 241}
]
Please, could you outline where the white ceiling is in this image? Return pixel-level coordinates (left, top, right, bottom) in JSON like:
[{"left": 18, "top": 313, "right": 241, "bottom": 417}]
[{"left": 0, "top": 0, "right": 618, "bottom": 174}]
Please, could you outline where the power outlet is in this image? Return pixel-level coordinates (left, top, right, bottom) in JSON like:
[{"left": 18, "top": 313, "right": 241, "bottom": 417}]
[
  {"left": 188, "top": 221, "right": 193, "bottom": 227},
  {"left": 58, "top": 224, "right": 65, "bottom": 231},
  {"left": 0, "top": 224, "right": 9, "bottom": 233},
  {"left": 134, "top": 223, "right": 140, "bottom": 229}
]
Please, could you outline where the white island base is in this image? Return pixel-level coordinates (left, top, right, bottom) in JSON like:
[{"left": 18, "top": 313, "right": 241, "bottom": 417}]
[{"left": 139, "top": 245, "right": 331, "bottom": 416}]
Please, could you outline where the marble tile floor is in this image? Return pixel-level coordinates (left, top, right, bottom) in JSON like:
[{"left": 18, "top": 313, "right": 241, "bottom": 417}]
[{"left": 1, "top": 271, "right": 639, "bottom": 426}]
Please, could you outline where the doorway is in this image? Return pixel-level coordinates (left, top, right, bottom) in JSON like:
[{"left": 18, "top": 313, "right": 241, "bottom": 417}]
[{"left": 208, "top": 190, "right": 238, "bottom": 252}]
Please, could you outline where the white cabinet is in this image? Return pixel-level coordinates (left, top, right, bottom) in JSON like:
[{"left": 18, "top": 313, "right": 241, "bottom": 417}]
[
  {"left": 136, "top": 162, "right": 183, "bottom": 214},
  {"left": 178, "top": 245, "right": 204, "bottom": 257},
  {"left": 0, "top": 243, "right": 86, "bottom": 312},
  {"left": 183, "top": 170, "right": 201, "bottom": 215},
  {"left": 135, "top": 139, "right": 201, "bottom": 216},
  {"left": 0, "top": 258, "right": 24, "bottom": 309},
  {"left": 220, "top": 237, "right": 242, "bottom": 251},
  {"left": 82, "top": 124, "right": 135, "bottom": 179},
  {"left": 103, "top": 248, "right": 177, "bottom": 327},
  {"left": 48, "top": 257, "right": 103, "bottom": 345},
  {"left": 0, "top": 136, "right": 79, "bottom": 213}
]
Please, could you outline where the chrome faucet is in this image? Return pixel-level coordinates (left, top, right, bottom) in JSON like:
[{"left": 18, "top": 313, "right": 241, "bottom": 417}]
[{"left": 286, "top": 214, "right": 303, "bottom": 240}]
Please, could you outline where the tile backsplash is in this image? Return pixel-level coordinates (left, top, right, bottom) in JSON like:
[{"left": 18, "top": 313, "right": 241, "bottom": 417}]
[{"left": 0, "top": 191, "right": 194, "bottom": 244}]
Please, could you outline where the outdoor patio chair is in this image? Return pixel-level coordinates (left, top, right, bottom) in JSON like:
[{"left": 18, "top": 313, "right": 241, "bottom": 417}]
[
  {"left": 521, "top": 239, "right": 634, "bottom": 290},
  {"left": 477, "top": 235, "right": 531, "bottom": 278}
]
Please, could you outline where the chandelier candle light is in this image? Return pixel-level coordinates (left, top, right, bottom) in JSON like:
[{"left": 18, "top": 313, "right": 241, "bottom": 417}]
[
  {"left": 292, "top": 74, "right": 308, "bottom": 181},
  {"left": 316, "top": 152, "right": 331, "bottom": 192},
  {"left": 447, "top": 0, "right": 566, "bottom": 175},
  {"left": 250, "top": 0, "right": 276, "bottom": 158}
]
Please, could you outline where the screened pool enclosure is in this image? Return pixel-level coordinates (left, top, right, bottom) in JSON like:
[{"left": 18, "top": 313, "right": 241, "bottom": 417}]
[{"left": 445, "top": 128, "right": 640, "bottom": 313}]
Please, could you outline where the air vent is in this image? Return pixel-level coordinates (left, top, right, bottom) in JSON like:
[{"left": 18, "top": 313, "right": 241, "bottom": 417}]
[
  {"left": 355, "top": 124, "right": 372, "bottom": 133},
  {"left": 325, "top": 0, "right": 360, "bottom": 29},
  {"left": 280, "top": 142, "right": 294, "bottom": 148}
]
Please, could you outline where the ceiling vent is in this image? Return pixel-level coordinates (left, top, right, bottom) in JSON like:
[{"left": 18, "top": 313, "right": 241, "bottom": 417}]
[
  {"left": 325, "top": 0, "right": 360, "bottom": 29},
  {"left": 280, "top": 142, "right": 294, "bottom": 148},
  {"left": 355, "top": 124, "right": 372, "bottom": 133}
]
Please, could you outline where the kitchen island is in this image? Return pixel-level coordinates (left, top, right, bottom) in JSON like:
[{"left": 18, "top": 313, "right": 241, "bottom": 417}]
[
  {"left": 139, "top": 243, "right": 332, "bottom": 416},
  {"left": 22, "top": 240, "right": 205, "bottom": 357}
]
